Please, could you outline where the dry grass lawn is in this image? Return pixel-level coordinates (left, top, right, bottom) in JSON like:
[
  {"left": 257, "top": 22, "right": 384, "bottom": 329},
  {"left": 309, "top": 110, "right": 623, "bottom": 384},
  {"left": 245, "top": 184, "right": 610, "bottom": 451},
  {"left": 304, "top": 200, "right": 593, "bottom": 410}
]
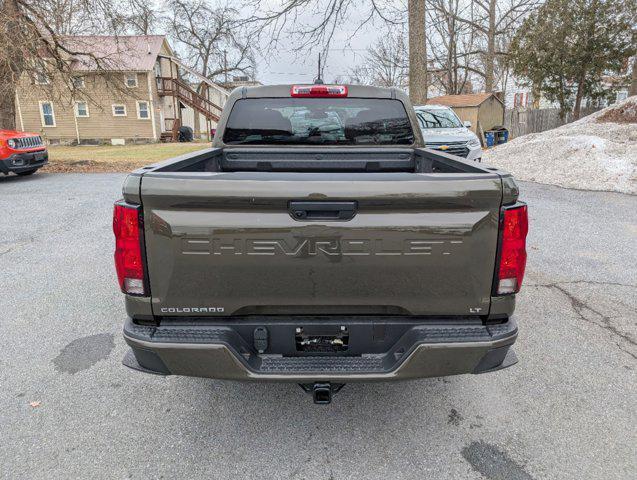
[{"left": 43, "top": 142, "right": 210, "bottom": 173}]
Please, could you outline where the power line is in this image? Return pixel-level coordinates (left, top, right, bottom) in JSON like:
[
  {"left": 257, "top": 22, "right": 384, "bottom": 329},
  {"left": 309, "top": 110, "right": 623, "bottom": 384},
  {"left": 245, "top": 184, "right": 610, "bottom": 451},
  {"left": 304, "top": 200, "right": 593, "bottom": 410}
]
[
  {"left": 266, "top": 72, "right": 314, "bottom": 76},
  {"left": 264, "top": 71, "right": 356, "bottom": 77}
]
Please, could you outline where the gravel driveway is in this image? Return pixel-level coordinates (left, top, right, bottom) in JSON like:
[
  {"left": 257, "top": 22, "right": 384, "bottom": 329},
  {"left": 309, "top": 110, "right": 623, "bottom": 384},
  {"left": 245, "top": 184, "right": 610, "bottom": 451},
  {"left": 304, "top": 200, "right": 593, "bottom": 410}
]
[{"left": 1, "top": 173, "right": 635, "bottom": 479}]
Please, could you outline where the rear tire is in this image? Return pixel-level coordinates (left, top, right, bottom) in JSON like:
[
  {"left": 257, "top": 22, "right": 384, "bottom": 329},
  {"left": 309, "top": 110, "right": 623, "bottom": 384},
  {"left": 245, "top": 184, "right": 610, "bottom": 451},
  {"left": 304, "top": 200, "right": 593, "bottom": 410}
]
[{"left": 16, "top": 168, "right": 38, "bottom": 176}]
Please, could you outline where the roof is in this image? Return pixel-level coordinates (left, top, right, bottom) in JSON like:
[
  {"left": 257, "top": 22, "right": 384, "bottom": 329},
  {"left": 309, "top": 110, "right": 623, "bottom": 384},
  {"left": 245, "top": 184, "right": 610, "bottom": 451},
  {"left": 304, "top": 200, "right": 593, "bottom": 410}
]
[
  {"left": 239, "top": 84, "right": 405, "bottom": 100},
  {"left": 426, "top": 93, "right": 503, "bottom": 108},
  {"left": 413, "top": 104, "right": 451, "bottom": 110},
  {"left": 62, "top": 35, "right": 167, "bottom": 72}
]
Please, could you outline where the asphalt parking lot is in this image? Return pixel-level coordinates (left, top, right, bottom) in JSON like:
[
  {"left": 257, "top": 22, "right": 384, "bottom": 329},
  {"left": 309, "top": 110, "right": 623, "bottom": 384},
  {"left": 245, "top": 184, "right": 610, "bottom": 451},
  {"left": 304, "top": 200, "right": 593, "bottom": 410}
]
[{"left": 1, "top": 173, "right": 635, "bottom": 479}]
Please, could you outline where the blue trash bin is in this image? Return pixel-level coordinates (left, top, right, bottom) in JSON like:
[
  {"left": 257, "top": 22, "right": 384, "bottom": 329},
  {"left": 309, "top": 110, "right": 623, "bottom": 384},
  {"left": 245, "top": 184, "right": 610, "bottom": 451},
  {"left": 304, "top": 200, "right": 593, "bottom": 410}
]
[
  {"left": 485, "top": 131, "right": 495, "bottom": 147},
  {"left": 501, "top": 130, "right": 509, "bottom": 143}
]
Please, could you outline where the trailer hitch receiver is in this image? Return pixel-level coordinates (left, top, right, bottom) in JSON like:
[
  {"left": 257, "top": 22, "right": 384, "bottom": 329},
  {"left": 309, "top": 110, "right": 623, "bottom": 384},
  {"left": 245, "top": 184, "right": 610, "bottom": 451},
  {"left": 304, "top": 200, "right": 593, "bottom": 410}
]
[{"left": 299, "top": 382, "right": 345, "bottom": 404}]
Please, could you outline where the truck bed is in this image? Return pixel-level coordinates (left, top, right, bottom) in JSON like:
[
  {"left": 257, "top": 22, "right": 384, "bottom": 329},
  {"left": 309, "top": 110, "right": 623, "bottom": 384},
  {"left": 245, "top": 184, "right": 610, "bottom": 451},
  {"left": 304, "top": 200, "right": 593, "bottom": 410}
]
[
  {"left": 124, "top": 147, "right": 516, "bottom": 318},
  {"left": 139, "top": 146, "right": 495, "bottom": 174}
]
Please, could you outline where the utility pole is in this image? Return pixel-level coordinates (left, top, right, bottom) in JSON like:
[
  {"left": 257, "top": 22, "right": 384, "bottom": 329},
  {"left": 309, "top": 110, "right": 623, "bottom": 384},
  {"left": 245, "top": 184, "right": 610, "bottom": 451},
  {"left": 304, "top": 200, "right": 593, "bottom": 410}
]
[
  {"left": 223, "top": 49, "right": 228, "bottom": 84},
  {"left": 630, "top": 31, "right": 637, "bottom": 96},
  {"left": 631, "top": 54, "right": 637, "bottom": 97}
]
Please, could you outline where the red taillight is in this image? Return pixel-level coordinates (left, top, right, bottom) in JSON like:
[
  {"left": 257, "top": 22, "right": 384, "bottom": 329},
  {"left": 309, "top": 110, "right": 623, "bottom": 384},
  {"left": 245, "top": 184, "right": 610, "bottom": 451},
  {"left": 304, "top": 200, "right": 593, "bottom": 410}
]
[
  {"left": 497, "top": 204, "right": 528, "bottom": 294},
  {"left": 290, "top": 85, "right": 348, "bottom": 98},
  {"left": 113, "top": 202, "right": 145, "bottom": 295}
]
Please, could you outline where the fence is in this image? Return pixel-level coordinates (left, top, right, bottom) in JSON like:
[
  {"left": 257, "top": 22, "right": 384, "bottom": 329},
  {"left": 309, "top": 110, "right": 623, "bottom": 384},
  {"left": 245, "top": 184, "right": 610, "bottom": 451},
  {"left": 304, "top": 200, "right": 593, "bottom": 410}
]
[{"left": 503, "top": 106, "right": 600, "bottom": 139}]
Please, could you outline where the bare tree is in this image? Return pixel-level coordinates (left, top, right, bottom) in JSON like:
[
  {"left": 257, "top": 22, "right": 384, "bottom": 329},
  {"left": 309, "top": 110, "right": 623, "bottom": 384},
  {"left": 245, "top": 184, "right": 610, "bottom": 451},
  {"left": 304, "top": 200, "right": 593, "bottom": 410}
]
[
  {"left": 243, "top": 0, "right": 542, "bottom": 98},
  {"left": 168, "top": 0, "right": 255, "bottom": 81},
  {"left": 347, "top": 29, "right": 408, "bottom": 88},
  {"left": 431, "top": 0, "right": 541, "bottom": 92},
  {"left": 426, "top": 0, "right": 476, "bottom": 95},
  {"left": 121, "top": 0, "right": 163, "bottom": 35},
  {"left": 244, "top": 1, "right": 402, "bottom": 54},
  {"left": 492, "top": 29, "right": 515, "bottom": 99},
  {"left": 39, "top": 0, "right": 96, "bottom": 34},
  {"left": 244, "top": 1, "right": 428, "bottom": 100}
]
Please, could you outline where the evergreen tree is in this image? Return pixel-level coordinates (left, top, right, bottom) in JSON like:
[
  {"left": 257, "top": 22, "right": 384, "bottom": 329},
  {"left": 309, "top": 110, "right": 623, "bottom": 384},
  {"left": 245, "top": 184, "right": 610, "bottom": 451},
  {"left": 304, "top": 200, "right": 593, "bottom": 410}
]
[{"left": 509, "top": 0, "right": 635, "bottom": 118}]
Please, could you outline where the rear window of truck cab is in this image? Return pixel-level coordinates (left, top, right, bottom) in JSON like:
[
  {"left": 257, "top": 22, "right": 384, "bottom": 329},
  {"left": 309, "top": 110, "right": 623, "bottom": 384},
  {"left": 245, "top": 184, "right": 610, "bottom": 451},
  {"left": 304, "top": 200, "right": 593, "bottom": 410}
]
[{"left": 222, "top": 98, "right": 415, "bottom": 146}]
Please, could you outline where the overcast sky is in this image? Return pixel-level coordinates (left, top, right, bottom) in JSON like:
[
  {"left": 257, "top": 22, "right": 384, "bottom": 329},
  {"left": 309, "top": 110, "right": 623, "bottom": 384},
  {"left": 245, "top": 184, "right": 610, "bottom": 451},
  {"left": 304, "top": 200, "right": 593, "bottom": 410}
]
[
  {"left": 252, "top": 7, "right": 387, "bottom": 84},
  {"left": 257, "top": 41, "right": 372, "bottom": 85},
  {"left": 153, "top": 0, "right": 396, "bottom": 85}
]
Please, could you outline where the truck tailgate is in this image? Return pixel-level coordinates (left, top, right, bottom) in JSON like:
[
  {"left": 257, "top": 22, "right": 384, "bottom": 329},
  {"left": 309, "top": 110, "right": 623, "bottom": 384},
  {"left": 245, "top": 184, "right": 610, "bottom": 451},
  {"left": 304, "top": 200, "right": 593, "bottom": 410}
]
[{"left": 140, "top": 172, "right": 502, "bottom": 317}]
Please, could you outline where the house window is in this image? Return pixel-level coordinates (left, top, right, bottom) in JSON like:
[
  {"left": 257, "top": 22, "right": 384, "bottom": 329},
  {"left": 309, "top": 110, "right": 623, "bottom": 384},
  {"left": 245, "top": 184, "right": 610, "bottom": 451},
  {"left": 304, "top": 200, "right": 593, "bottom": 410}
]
[
  {"left": 75, "top": 101, "right": 89, "bottom": 117},
  {"left": 39, "top": 102, "right": 56, "bottom": 127},
  {"left": 137, "top": 101, "right": 150, "bottom": 119},
  {"left": 35, "top": 71, "right": 50, "bottom": 85},
  {"left": 125, "top": 73, "right": 138, "bottom": 88},
  {"left": 112, "top": 104, "right": 127, "bottom": 116},
  {"left": 72, "top": 77, "right": 85, "bottom": 89}
]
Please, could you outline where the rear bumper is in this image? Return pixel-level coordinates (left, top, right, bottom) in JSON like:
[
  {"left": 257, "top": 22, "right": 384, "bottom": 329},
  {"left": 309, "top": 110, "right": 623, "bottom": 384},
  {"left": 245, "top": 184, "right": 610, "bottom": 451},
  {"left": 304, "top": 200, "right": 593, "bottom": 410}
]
[
  {"left": 0, "top": 151, "right": 48, "bottom": 173},
  {"left": 123, "top": 317, "right": 518, "bottom": 382}
]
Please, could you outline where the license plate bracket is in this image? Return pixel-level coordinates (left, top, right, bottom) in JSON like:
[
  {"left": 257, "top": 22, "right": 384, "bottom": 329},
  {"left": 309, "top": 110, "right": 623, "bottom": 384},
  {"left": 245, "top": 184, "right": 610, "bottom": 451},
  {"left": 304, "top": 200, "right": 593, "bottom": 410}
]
[{"left": 295, "top": 325, "right": 349, "bottom": 352}]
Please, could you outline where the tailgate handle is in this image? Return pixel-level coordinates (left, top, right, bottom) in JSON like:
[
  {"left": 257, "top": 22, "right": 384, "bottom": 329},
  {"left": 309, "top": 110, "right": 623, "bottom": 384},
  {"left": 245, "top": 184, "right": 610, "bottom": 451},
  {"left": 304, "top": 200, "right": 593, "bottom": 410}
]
[{"left": 289, "top": 201, "right": 357, "bottom": 221}]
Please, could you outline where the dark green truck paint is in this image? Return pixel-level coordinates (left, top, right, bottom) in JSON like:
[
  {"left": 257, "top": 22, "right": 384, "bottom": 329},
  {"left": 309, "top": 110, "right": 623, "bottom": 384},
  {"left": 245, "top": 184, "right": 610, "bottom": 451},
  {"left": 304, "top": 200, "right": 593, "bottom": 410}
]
[{"left": 120, "top": 85, "right": 521, "bottom": 384}]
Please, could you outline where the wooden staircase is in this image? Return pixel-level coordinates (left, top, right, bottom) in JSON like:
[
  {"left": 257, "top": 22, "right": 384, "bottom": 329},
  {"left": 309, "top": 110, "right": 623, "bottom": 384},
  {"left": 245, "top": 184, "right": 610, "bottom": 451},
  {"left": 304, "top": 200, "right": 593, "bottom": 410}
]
[{"left": 156, "top": 77, "right": 223, "bottom": 122}]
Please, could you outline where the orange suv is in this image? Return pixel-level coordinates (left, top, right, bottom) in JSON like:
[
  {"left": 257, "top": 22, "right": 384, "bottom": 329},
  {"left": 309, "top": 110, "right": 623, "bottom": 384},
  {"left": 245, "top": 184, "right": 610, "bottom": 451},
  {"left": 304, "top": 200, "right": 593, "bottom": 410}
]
[{"left": 0, "top": 130, "right": 48, "bottom": 176}]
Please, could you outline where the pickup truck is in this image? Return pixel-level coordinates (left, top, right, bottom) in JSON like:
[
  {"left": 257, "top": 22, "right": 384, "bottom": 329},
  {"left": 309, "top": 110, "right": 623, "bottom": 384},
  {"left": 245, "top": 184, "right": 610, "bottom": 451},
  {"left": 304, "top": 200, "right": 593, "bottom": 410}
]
[
  {"left": 116, "top": 84, "right": 528, "bottom": 404},
  {"left": 0, "top": 130, "right": 48, "bottom": 176}
]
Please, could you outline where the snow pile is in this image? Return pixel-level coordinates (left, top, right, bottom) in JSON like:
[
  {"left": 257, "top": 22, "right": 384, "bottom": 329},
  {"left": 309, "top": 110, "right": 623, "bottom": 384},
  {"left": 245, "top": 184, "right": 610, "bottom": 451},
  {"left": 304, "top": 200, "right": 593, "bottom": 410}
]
[{"left": 483, "top": 96, "right": 637, "bottom": 194}]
